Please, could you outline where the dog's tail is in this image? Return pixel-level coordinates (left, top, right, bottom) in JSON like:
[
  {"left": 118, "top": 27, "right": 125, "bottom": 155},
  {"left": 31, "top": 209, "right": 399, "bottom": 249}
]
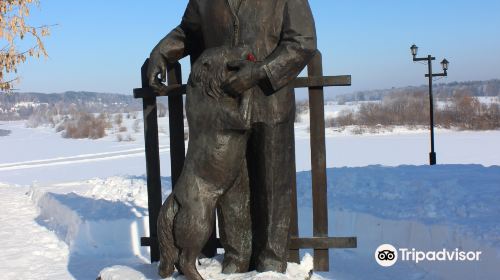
[{"left": 158, "top": 194, "right": 180, "bottom": 278}]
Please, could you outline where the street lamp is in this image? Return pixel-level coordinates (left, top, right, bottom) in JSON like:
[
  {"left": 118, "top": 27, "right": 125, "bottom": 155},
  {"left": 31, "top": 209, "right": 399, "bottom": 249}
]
[
  {"left": 441, "top": 59, "right": 449, "bottom": 72},
  {"left": 410, "top": 44, "right": 449, "bottom": 165},
  {"left": 411, "top": 44, "right": 418, "bottom": 57}
]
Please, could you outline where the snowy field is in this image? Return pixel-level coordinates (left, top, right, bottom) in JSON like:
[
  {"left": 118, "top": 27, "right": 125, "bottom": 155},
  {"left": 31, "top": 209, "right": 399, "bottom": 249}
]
[{"left": 0, "top": 104, "right": 499, "bottom": 280}]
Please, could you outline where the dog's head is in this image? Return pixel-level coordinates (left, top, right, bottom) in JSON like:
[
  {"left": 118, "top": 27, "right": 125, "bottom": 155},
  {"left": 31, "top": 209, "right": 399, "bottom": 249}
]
[{"left": 189, "top": 45, "right": 252, "bottom": 98}]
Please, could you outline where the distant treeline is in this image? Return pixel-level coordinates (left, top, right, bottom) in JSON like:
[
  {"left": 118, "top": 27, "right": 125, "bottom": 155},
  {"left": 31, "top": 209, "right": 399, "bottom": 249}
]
[
  {"left": 3, "top": 81, "right": 500, "bottom": 133},
  {"left": 334, "top": 79, "right": 500, "bottom": 103},
  {"left": 0, "top": 91, "right": 142, "bottom": 121},
  {"left": 327, "top": 92, "right": 500, "bottom": 131}
]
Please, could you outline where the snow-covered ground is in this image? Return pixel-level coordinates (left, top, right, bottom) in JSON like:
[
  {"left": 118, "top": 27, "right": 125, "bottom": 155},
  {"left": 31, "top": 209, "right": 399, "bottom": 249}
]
[
  {"left": 0, "top": 104, "right": 499, "bottom": 280},
  {"left": 2, "top": 110, "right": 500, "bottom": 185}
]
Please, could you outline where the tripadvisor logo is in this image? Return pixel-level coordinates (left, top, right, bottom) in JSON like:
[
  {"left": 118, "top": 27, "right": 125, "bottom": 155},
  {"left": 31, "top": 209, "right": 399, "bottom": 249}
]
[
  {"left": 375, "top": 244, "right": 482, "bottom": 267},
  {"left": 375, "top": 244, "right": 398, "bottom": 267}
]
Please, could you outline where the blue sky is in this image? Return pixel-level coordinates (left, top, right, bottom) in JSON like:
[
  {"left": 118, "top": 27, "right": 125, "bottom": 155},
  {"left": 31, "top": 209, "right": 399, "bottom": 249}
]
[{"left": 15, "top": 0, "right": 500, "bottom": 95}]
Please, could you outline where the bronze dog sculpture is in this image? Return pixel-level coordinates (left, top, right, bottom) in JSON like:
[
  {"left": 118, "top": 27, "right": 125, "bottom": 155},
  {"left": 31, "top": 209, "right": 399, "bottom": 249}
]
[{"left": 158, "top": 46, "right": 254, "bottom": 280}]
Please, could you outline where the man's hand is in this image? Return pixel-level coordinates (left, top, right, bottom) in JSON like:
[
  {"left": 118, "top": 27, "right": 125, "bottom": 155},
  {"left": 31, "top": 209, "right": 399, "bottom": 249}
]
[
  {"left": 147, "top": 51, "right": 169, "bottom": 94},
  {"left": 222, "top": 60, "right": 266, "bottom": 97}
]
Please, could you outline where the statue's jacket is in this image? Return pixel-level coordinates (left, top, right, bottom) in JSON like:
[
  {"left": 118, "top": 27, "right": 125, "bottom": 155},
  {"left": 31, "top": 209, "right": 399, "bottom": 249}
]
[{"left": 154, "top": 0, "right": 317, "bottom": 124}]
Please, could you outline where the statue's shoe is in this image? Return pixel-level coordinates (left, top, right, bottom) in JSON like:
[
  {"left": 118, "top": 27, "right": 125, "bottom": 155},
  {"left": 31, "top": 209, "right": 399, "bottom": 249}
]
[
  {"left": 222, "top": 256, "right": 250, "bottom": 274},
  {"left": 222, "top": 261, "right": 245, "bottom": 274},
  {"left": 255, "top": 258, "right": 287, "bottom": 274}
]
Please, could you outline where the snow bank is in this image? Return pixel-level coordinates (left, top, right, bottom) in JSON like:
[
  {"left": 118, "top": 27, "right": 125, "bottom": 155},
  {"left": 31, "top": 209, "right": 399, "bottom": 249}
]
[
  {"left": 27, "top": 176, "right": 171, "bottom": 278},
  {"left": 99, "top": 254, "right": 326, "bottom": 280},
  {"left": 296, "top": 165, "right": 500, "bottom": 279},
  {"left": 29, "top": 188, "right": 149, "bottom": 259},
  {"left": 20, "top": 165, "right": 500, "bottom": 279},
  {"left": 296, "top": 165, "right": 500, "bottom": 247}
]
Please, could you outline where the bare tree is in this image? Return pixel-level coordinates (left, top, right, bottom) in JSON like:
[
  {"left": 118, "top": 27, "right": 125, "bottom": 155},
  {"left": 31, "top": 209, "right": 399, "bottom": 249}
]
[
  {"left": 132, "top": 119, "right": 141, "bottom": 133},
  {"left": 1, "top": 0, "right": 52, "bottom": 92},
  {"left": 114, "top": 113, "right": 123, "bottom": 126},
  {"left": 326, "top": 92, "right": 500, "bottom": 132}
]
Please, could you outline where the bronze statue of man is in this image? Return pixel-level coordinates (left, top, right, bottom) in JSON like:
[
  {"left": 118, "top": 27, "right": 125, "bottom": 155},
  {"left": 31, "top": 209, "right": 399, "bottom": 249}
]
[{"left": 148, "top": 0, "right": 317, "bottom": 277}]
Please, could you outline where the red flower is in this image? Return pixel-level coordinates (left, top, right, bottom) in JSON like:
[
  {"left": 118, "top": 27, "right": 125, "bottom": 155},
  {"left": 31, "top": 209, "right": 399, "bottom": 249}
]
[{"left": 246, "top": 53, "right": 257, "bottom": 62}]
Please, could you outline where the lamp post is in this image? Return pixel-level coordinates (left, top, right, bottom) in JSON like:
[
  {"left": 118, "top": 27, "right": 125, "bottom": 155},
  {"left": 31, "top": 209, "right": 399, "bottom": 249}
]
[{"left": 410, "top": 44, "right": 449, "bottom": 165}]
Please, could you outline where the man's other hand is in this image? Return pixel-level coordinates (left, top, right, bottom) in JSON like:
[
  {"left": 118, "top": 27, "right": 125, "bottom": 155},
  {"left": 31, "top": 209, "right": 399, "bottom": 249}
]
[
  {"left": 147, "top": 51, "right": 169, "bottom": 94},
  {"left": 222, "top": 60, "right": 266, "bottom": 97}
]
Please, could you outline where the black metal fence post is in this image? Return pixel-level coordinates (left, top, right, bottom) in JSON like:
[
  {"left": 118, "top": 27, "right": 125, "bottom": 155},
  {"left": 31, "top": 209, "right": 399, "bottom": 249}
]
[
  {"left": 308, "top": 51, "right": 330, "bottom": 271},
  {"left": 139, "top": 59, "right": 162, "bottom": 262}
]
